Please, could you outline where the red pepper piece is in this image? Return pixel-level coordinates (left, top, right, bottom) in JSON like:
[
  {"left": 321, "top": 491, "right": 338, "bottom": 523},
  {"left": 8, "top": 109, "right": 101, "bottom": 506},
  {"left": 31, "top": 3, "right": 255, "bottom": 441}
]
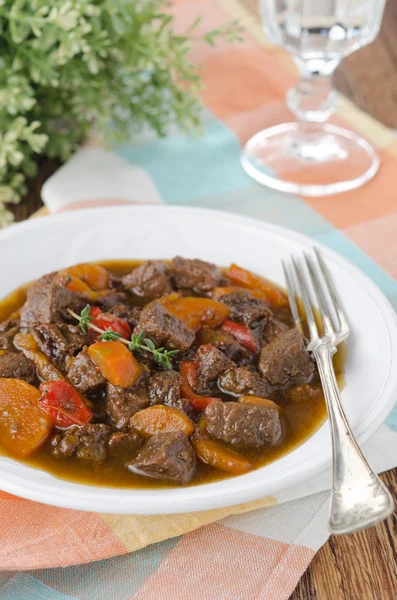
[
  {"left": 89, "top": 307, "right": 131, "bottom": 340},
  {"left": 221, "top": 319, "right": 258, "bottom": 353},
  {"left": 180, "top": 361, "right": 219, "bottom": 412},
  {"left": 39, "top": 380, "right": 93, "bottom": 428}
]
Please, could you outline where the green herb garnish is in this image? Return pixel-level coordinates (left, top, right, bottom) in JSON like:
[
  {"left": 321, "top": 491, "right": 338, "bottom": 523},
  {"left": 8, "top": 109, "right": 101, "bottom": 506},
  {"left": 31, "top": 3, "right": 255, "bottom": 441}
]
[
  {"left": 68, "top": 306, "right": 179, "bottom": 370},
  {"left": 129, "top": 334, "right": 179, "bottom": 370},
  {"left": 98, "top": 328, "right": 122, "bottom": 342},
  {"left": 76, "top": 304, "right": 92, "bottom": 333},
  {"left": 129, "top": 331, "right": 146, "bottom": 354}
]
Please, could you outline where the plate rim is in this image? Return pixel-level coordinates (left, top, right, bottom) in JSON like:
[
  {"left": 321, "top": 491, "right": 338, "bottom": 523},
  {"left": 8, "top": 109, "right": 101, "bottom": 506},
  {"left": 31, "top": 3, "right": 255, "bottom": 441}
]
[{"left": 1, "top": 204, "right": 396, "bottom": 514}]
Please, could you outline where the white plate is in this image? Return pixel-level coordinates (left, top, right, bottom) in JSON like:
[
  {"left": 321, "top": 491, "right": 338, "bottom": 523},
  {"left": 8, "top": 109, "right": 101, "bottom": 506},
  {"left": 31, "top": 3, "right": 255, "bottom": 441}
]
[{"left": 1, "top": 206, "right": 396, "bottom": 514}]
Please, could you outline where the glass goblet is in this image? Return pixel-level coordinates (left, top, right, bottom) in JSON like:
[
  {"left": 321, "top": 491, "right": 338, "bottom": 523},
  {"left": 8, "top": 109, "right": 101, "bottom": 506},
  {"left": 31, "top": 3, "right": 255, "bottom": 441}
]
[{"left": 241, "top": 0, "right": 386, "bottom": 196}]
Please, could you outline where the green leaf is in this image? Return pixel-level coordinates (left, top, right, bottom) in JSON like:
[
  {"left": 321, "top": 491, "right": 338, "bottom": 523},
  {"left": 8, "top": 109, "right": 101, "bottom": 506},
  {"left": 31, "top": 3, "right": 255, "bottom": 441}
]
[
  {"left": 152, "top": 352, "right": 163, "bottom": 365},
  {"left": 130, "top": 333, "right": 139, "bottom": 346},
  {"left": 144, "top": 339, "right": 156, "bottom": 352},
  {"left": 98, "top": 328, "right": 121, "bottom": 341},
  {"left": 137, "top": 330, "right": 145, "bottom": 344},
  {"left": 80, "top": 304, "right": 91, "bottom": 319},
  {"left": 78, "top": 304, "right": 92, "bottom": 333},
  {"left": 9, "top": 18, "right": 30, "bottom": 44},
  {"left": 187, "top": 16, "right": 201, "bottom": 34},
  {"left": 0, "top": 0, "right": 242, "bottom": 228}
]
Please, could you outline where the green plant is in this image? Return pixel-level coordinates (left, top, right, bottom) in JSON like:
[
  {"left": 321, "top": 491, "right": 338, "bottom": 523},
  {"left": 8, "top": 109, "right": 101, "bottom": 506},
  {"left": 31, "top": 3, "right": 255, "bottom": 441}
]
[{"left": 0, "top": 0, "right": 242, "bottom": 226}]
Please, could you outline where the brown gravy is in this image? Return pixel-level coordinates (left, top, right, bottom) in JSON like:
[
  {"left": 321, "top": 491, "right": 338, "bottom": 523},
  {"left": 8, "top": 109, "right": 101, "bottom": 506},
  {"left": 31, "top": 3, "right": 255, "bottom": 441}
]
[{"left": 0, "top": 260, "right": 345, "bottom": 489}]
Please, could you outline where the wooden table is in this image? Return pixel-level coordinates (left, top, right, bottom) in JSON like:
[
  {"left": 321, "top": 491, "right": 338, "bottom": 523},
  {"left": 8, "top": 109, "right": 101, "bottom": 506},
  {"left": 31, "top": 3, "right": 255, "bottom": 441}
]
[{"left": 9, "top": 1, "right": 397, "bottom": 598}]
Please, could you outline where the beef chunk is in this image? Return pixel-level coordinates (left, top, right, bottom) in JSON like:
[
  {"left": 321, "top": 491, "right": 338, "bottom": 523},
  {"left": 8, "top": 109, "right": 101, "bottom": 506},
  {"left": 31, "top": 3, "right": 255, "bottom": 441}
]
[
  {"left": 205, "top": 400, "right": 282, "bottom": 448},
  {"left": 128, "top": 431, "right": 196, "bottom": 484},
  {"left": 67, "top": 350, "right": 107, "bottom": 395},
  {"left": 64, "top": 324, "right": 90, "bottom": 351},
  {"left": 31, "top": 322, "right": 88, "bottom": 368},
  {"left": 0, "top": 315, "right": 18, "bottom": 333},
  {"left": 122, "top": 261, "right": 173, "bottom": 300},
  {"left": 0, "top": 316, "right": 19, "bottom": 351},
  {"left": 172, "top": 397, "right": 196, "bottom": 420},
  {"left": 0, "top": 352, "right": 36, "bottom": 384},
  {"left": 108, "top": 304, "right": 142, "bottom": 328},
  {"left": 218, "top": 367, "right": 271, "bottom": 398},
  {"left": 172, "top": 347, "right": 196, "bottom": 368},
  {"left": 194, "top": 345, "right": 234, "bottom": 394},
  {"left": 135, "top": 302, "right": 195, "bottom": 351},
  {"left": 196, "top": 328, "right": 252, "bottom": 366},
  {"left": 148, "top": 371, "right": 194, "bottom": 416},
  {"left": 0, "top": 328, "right": 18, "bottom": 351},
  {"left": 108, "top": 431, "right": 144, "bottom": 459},
  {"left": 95, "top": 291, "right": 129, "bottom": 310},
  {"left": 50, "top": 424, "right": 111, "bottom": 464},
  {"left": 282, "top": 383, "right": 321, "bottom": 403},
  {"left": 20, "top": 273, "right": 87, "bottom": 327},
  {"left": 259, "top": 328, "right": 314, "bottom": 389},
  {"left": 171, "top": 256, "right": 222, "bottom": 291},
  {"left": 107, "top": 272, "right": 124, "bottom": 289},
  {"left": 219, "top": 290, "right": 271, "bottom": 327},
  {"left": 106, "top": 381, "right": 149, "bottom": 429},
  {"left": 148, "top": 370, "right": 180, "bottom": 406},
  {"left": 254, "top": 317, "right": 288, "bottom": 346}
]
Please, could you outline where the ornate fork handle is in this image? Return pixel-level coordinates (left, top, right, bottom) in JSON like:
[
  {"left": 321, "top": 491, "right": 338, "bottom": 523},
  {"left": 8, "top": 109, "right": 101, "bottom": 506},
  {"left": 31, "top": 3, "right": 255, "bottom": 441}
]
[{"left": 314, "top": 342, "right": 394, "bottom": 534}]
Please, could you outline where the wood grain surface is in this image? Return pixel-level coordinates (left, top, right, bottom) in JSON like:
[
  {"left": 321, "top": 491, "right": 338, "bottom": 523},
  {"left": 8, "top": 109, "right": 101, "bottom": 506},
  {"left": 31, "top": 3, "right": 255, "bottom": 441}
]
[{"left": 9, "top": 1, "right": 397, "bottom": 599}]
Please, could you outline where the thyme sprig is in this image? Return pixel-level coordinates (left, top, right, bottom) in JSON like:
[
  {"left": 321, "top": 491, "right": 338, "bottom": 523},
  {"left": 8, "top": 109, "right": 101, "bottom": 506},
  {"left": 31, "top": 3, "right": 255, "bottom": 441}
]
[
  {"left": 128, "top": 332, "right": 180, "bottom": 370},
  {"left": 68, "top": 306, "right": 179, "bottom": 370},
  {"left": 99, "top": 328, "right": 121, "bottom": 342},
  {"left": 76, "top": 304, "right": 92, "bottom": 333}
]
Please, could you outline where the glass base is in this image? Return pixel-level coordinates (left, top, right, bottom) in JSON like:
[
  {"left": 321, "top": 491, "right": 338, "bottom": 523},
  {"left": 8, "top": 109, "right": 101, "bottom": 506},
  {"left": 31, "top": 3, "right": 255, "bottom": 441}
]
[{"left": 241, "top": 123, "right": 380, "bottom": 197}]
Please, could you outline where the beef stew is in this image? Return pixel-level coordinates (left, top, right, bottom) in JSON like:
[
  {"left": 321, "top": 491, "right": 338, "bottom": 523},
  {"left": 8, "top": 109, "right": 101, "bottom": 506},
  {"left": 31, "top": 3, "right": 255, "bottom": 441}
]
[{"left": 0, "top": 259, "right": 345, "bottom": 489}]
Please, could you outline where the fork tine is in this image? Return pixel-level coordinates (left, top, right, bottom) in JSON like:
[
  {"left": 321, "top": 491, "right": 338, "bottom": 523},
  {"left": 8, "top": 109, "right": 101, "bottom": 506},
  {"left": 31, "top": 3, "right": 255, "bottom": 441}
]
[
  {"left": 314, "top": 247, "right": 349, "bottom": 333},
  {"left": 290, "top": 256, "right": 319, "bottom": 344},
  {"left": 282, "top": 260, "right": 302, "bottom": 333},
  {"left": 304, "top": 252, "right": 335, "bottom": 337}
]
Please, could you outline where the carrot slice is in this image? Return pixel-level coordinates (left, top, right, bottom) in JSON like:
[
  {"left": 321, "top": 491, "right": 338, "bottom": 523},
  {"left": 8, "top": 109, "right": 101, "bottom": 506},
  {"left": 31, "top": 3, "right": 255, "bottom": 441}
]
[
  {"left": 0, "top": 379, "right": 51, "bottom": 457},
  {"left": 14, "top": 332, "right": 65, "bottom": 381},
  {"left": 65, "top": 263, "right": 110, "bottom": 291},
  {"left": 162, "top": 297, "right": 230, "bottom": 331},
  {"left": 192, "top": 437, "right": 252, "bottom": 474},
  {"left": 131, "top": 405, "right": 194, "bottom": 438},
  {"left": 88, "top": 341, "right": 141, "bottom": 388},
  {"left": 227, "top": 264, "right": 288, "bottom": 308},
  {"left": 238, "top": 395, "right": 281, "bottom": 411}
]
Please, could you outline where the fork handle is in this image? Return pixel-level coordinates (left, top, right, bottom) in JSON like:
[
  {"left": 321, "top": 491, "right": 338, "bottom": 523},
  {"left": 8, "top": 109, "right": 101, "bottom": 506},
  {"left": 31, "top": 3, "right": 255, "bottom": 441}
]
[{"left": 313, "top": 342, "right": 394, "bottom": 535}]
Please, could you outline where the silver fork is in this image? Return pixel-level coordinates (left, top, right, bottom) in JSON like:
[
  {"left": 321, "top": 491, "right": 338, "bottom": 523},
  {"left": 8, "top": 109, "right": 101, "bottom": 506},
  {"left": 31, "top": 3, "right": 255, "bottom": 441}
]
[{"left": 283, "top": 248, "right": 394, "bottom": 535}]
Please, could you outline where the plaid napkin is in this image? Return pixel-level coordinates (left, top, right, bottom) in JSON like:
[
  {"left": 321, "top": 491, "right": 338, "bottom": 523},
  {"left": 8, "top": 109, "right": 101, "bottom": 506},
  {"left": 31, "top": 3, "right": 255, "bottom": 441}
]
[{"left": 2, "top": 1, "right": 397, "bottom": 598}]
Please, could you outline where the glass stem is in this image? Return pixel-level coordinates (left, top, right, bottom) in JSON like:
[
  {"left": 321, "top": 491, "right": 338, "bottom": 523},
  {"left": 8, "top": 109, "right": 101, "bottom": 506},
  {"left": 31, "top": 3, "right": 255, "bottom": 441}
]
[{"left": 287, "top": 58, "right": 339, "bottom": 125}]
